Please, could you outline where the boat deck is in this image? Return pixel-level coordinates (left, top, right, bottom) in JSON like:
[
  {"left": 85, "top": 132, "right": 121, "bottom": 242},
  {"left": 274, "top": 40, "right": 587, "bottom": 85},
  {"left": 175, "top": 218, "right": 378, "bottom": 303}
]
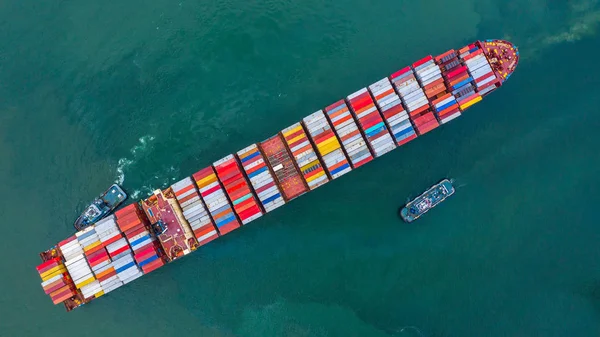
[
  {"left": 140, "top": 190, "right": 197, "bottom": 261},
  {"left": 480, "top": 40, "right": 519, "bottom": 82}
]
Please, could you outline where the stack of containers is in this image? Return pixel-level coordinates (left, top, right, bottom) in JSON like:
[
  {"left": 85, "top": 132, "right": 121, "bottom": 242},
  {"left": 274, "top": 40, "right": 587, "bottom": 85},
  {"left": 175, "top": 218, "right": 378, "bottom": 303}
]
[
  {"left": 302, "top": 110, "right": 352, "bottom": 179},
  {"left": 260, "top": 135, "right": 308, "bottom": 201},
  {"left": 193, "top": 166, "right": 241, "bottom": 235},
  {"left": 367, "top": 78, "right": 417, "bottom": 146},
  {"left": 390, "top": 67, "right": 439, "bottom": 135},
  {"left": 75, "top": 227, "right": 109, "bottom": 299},
  {"left": 445, "top": 45, "right": 479, "bottom": 103},
  {"left": 413, "top": 56, "right": 447, "bottom": 101},
  {"left": 115, "top": 204, "right": 164, "bottom": 275},
  {"left": 63, "top": 255, "right": 99, "bottom": 299},
  {"left": 237, "top": 144, "right": 286, "bottom": 212},
  {"left": 172, "top": 177, "right": 219, "bottom": 246},
  {"left": 59, "top": 236, "right": 97, "bottom": 296},
  {"left": 281, "top": 123, "right": 329, "bottom": 189},
  {"left": 94, "top": 216, "right": 125, "bottom": 293},
  {"left": 462, "top": 46, "right": 500, "bottom": 97},
  {"left": 324, "top": 100, "right": 373, "bottom": 168},
  {"left": 429, "top": 50, "right": 462, "bottom": 124},
  {"left": 347, "top": 89, "right": 396, "bottom": 157},
  {"left": 37, "top": 257, "right": 76, "bottom": 304},
  {"left": 429, "top": 93, "right": 460, "bottom": 124},
  {"left": 213, "top": 154, "right": 263, "bottom": 224}
]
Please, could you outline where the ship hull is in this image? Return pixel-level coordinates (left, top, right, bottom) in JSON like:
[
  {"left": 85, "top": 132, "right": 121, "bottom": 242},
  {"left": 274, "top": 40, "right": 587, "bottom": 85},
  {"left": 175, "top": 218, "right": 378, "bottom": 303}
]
[
  {"left": 400, "top": 179, "right": 455, "bottom": 223},
  {"left": 74, "top": 184, "right": 127, "bottom": 231}
]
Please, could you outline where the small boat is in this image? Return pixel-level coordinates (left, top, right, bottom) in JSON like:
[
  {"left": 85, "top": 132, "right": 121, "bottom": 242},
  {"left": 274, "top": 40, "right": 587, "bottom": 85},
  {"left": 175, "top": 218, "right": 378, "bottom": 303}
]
[
  {"left": 73, "top": 184, "right": 127, "bottom": 230},
  {"left": 400, "top": 179, "right": 455, "bottom": 223}
]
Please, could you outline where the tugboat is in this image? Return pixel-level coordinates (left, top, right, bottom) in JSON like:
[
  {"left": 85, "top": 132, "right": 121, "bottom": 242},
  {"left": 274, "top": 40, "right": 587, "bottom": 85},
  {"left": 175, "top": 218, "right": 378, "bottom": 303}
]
[
  {"left": 400, "top": 179, "right": 455, "bottom": 223},
  {"left": 73, "top": 184, "right": 127, "bottom": 230}
]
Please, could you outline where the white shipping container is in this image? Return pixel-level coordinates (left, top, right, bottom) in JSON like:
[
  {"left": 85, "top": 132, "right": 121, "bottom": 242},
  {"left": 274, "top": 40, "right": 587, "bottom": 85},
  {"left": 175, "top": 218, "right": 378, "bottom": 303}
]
[
  {"left": 213, "top": 154, "right": 235, "bottom": 167},
  {"left": 41, "top": 274, "right": 63, "bottom": 287},
  {"left": 199, "top": 180, "right": 219, "bottom": 193},
  {"left": 122, "top": 271, "right": 143, "bottom": 285},
  {"left": 356, "top": 106, "right": 377, "bottom": 119},
  {"left": 347, "top": 88, "right": 368, "bottom": 100},
  {"left": 441, "top": 112, "right": 461, "bottom": 124},
  {"left": 242, "top": 212, "right": 262, "bottom": 225}
]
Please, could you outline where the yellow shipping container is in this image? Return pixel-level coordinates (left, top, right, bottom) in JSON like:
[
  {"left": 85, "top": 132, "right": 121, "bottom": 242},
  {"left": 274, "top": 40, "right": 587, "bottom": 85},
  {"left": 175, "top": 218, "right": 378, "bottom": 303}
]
[
  {"left": 94, "top": 290, "right": 105, "bottom": 298},
  {"left": 83, "top": 241, "right": 101, "bottom": 252},
  {"left": 282, "top": 125, "right": 302, "bottom": 137},
  {"left": 75, "top": 276, "right": 95, "bottom": 289},
  {"left": 40, "top": 265, "right": 66, "bottom": 280},
  {"left": 286, "top": 134, "right": 305, "bottom": 145},
  {"left": 460, "top": 96, "right": 482, "bottom": 110},
  {"left": 196, "top": 173, "right": 217, "bottom": 187},
  {"left": 318, "top": 141, "right": 340, "bottom": 156}
]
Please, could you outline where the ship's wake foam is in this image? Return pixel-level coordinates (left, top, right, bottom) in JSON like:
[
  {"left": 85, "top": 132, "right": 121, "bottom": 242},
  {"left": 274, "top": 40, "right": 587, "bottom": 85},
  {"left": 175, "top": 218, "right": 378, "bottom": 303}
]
[{"left": 114, "top": 135, "right": 155, "bottom": 185}]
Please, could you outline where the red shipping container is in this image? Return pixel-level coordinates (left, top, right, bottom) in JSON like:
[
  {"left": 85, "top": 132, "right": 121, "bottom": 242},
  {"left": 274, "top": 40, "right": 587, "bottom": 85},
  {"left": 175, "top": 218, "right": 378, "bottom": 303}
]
[{"left": 412, "top": 55, "right": 433, "bottom": 68}]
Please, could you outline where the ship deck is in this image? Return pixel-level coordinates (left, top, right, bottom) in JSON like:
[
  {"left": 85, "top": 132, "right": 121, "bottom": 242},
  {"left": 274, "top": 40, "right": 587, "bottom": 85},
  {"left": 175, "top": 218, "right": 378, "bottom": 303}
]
[
  {"left": 479, "top": 40, "right": 519, "bottom": 82},
  {"left": 141, "top": 192, "right": 196, "bottom": 261}
]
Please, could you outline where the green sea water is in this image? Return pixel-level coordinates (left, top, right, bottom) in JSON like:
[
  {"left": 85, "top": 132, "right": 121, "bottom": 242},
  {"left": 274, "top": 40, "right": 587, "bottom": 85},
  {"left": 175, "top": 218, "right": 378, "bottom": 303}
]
[{"left": 1, "top": 0, "right": 600, "bottom": 336}]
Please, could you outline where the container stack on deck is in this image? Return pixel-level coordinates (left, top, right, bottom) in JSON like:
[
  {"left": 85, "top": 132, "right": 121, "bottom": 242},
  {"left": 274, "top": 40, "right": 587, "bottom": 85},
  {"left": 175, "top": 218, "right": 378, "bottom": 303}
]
[
  {"left": 390, "top": 66, "right": 439, "bottom": 136},
  {"left": 75, "top": 228, "right": 108, "bottom": 299},
  {"left": 93, "top": 217, "right": 125, "bottom": 293},
  {"left": 37, "top": 257, "right": 77, "bottom": 305},
  {"left": 214, "top": 155, "right": 263, "bottom": 224},
  {"left": 346, "top": 89, "right": 396, "bottom": 157},
  {"left": 172, "top": 177, "right": 219, "bottom": 246},
  {"left": 324, "top": 100, "right": 373, "bottom": 168},
  {"left": 461, "top": 44, "right": 500, "bottom": 97},
  {"left": 115, "top": 204, "right": 164, "bottom": 275},
  {"left": 367, "top": 78, "right": 416, "bottom": 146},
  {"left": 303, "top": 110, "right": 352, "bottom": 179},
  {"left": 260, "top": 135, "right": 308, "bottom": 201},
  {"left": 427, "top": 50, "right": 461, "bottom": 124},
  {"left": 110, "top": 207, "right": 144, "bottom": 282},
  {"left": 193, "top": 167, "right": 241, "bottom": 235},
  {"left": 281, "top": 123, "right": 329, "bottom": 189},
  {"left": 237, "top": 144, "right": 286, "bottom": 212},
  {"left": 413, "top": 56, "right": 446, "bottom": 101},
  {"left": 444, "top": 44, "right": 481, "bottom": 111},
  {"left": 59, "top": 234, "right": 102, "bottom": 300}
]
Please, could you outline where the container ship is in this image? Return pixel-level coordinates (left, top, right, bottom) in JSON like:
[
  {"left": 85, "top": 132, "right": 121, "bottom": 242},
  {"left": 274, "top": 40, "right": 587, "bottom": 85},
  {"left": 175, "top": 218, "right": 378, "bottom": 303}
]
[{"left": 36, "top": 40, "right": 519, "bottom": 311}]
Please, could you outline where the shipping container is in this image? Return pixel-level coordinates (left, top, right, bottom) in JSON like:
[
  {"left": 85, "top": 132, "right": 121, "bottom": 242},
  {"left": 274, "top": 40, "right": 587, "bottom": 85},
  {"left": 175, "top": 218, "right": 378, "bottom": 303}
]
[
  {"left": 281, "top": 123, "right": 329, "bottom": 190},
  {"left": 367, "top": 78, "right": 417, "bottom": 146},
  {"left": 237, "top": 144, "right": 286, "bottom": 212},
  {"left": 347, "top": 88, "right": 396, "bottom": 157},
  {"left": 193, "top": 166, "right": 241, "bottom": 235},
  {"left": 461, "top": 45, "right": 501, "bottom": 97},
  {"left": 259, "top": 135, "right": 308, "bottom": 201},
  {"left": 302, "top": 110, "right": 352, "bottom": 179},
  {"left": 324, "top": 100, "right": 373, "bottom": 168},
  {"left": 214, "top": 154, "right": 263, "bottom": 224},
  {"left": 390, "top": 67, "right": 440, "bottom": 135},
  {"left": 172, "top": 177, "right": 219, "bottom": 246}
]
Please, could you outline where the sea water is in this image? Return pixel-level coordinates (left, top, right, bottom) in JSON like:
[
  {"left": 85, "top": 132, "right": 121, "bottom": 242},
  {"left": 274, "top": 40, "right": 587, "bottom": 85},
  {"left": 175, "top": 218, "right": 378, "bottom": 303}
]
[{"left": 1, "top": 0, "right": 599, "bottom": 336}]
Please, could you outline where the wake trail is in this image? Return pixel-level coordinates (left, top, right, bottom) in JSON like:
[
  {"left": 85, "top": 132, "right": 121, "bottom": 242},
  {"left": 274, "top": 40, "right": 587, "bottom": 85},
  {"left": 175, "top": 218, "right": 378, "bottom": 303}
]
[{"left": 114, "top": 135, "right": 156, "bottom": 186}]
